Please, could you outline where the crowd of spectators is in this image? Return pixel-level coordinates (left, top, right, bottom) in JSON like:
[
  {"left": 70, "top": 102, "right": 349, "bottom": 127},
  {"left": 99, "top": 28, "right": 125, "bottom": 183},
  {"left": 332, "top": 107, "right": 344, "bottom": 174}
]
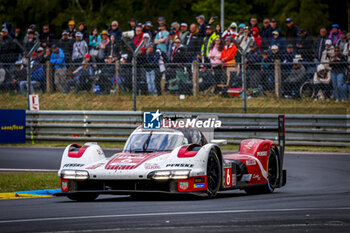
[{"left": 0, "top": 16, "right": 349, "bottom": 101}]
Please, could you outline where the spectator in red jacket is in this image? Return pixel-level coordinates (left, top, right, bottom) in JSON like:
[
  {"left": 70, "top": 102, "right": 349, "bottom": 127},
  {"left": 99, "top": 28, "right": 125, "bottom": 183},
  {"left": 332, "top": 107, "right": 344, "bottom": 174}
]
[
  {"left": 251, "top": 27, "right": 262, "bottom": 49},
  {"left": 133, "top": 25, "right": 144, "bottom": 49}
]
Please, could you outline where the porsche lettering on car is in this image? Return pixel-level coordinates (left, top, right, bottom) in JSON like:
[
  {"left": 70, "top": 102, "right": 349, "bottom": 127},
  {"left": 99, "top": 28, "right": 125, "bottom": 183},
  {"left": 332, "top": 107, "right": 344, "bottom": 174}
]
[{"left": 55, "top": 115, "right": 287, "bottom": 201}]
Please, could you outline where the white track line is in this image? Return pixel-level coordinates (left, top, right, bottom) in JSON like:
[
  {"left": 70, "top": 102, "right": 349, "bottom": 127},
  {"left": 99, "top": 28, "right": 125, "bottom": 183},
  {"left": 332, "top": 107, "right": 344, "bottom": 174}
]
[
  {"left": 0, "top": 168, "right": 57, "bottom": 172},
  {"left": 0, "top": 207, "right": 349, "bottom": 224}
]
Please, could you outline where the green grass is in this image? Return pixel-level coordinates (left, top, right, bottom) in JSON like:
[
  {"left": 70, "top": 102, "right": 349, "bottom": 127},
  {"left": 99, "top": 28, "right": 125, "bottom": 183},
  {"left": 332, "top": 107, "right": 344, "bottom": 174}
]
[
  {"left": 0, "top": 173, "right": 60, "bottom": 192},
  {"left": 0, "top": 93, "right": 348, "bottom": 114}
]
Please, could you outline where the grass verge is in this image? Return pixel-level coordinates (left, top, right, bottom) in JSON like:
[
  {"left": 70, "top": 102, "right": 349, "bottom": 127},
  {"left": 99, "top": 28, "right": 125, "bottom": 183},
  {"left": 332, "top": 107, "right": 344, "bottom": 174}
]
[
  {"left": 0, "top": 173, "right": 60, "bottom": 192},
  {"left": 0, "top": 93, "right": 349, "bottom": 114}
]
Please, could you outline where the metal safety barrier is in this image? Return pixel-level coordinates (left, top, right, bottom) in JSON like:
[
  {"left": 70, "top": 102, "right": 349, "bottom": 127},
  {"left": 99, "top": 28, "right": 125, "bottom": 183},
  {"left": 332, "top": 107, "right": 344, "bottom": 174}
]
[{"left": 26, "top": 111, "right": 350, "bottom": 147}]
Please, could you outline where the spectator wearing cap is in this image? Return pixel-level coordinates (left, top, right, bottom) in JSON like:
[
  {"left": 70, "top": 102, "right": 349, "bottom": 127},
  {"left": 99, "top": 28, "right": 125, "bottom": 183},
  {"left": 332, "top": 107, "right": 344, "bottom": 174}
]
[
  {"left": 157, "top": 16, "right": 166, "bottom": 26},
  {"left": 72, "top": 32, "right": 88, "bottom": 65},
  {"left": 0, "top": 27, "right": 17, "bottom": 64},
  {"left": 179, "top": 23, "right": 189, "bottom": 42},
  {"left": 36, "top": 47, "right": 46, "bottom": 64},
  {"left": 50, "top": 44, "right": 67, "bottom": 92},
  {"left": 237, "top": 26, "right": 254, "bottom": 53},
  {"left": 154, "top": 16, "right": 166, "bottom": 35},
  {"left": 198, "top": 64, "right": 215, "bottom": 92},
  {"left": 97, "top": 55, "right": 114, "bottom": 94},
  {"left": 31, "top": 58, "right": 46, "bottom": 92},
  {"left": 329, "top": 24, "right": 341, "bottom": 46},
  {"left": 19, "top": 59, "right": 45, "bottom": 94},
  {"left": 285, "top": 18, "right": 300, "bottom": 47},
  {"left": 108, "top": 20, "right": 122, "bottom": 43},
  {"left": 321, "top": 39, "right": 334, "bottom": 70},
  {"left": 336, "top": 30, "right": 347, "bottom": 52},
  {"left": 66, "top": 60, "right": 93, "bottom": 94},
  {"left": 283, "top": 57, "right": 306, "bottom": 97},
  {"left": 283, "top": 44, "right": 296, "bottom": 71},
  {"left": 23, "top": 25, "right": 39, "bottom": 45},
  {"left": 183, "top": 24, "right": 201, "bottom": 62},
  {"left": 166, "top": 30, "right": 177, "bottom": 58},
  {"left": 88, "top": 28, "right": 101, "bottom": 59},
  {"left": 67, "top": 20, "right": 76, "bottom": 40},
  {"left": 199, "top": 25, "right": 219, "bottom": 63},
  {"left": 145, "top": 43, "right": 160, "bottom": 95},
  {"left": 270, "top": 45, "right": 283, "bottom": 61},
  {"left": 171, "top": 22, "right": 181, "bottom": 37},
  {"left": 314, "top": 28, "right": 328, "bottom": 62},
  {"left": 261, "top": 18, "right": 273, "bottom": 51},
  {"left": 238, "top": 24, "right": 246, "bottom": 36},
  {"left": 246, "top": 42, "right": 262, "bottom": 89},
  {"left": 219, "top": 37, "right": 238, "bottom": 87},
  {"left": 57, "top": 30, "right": 74, "bottom": 65},
  {"left": 105, "top": 33, "right": 121, "bottom": 61},
  {"left": 2, "top": 22, "right": 15, "bottom": 38},
  {"left": 39, "top": 25, "right": 55, "bottom": 46},
  {"left": 249, "top": 17, "right": 261, "bottom": 34},
  {"left": 97, "top": 30, "right": 110, "bottom": 61},
  {"left": 296, "top": 29, "right": 314, "bottom": 62},
  {"left": 196, "top": 15, "right": 215, "bottom": 38},
  {"left": 143, "top": 21, "right": 156, "bottom": 39},
  {"left": 119, "top": 54, "right": 132, "bottom": 91},
  {"left": 6, "top": 60, "right": 26, "bottom": 92},
  {"left": 208, "top": 37, "right": 224, "bottom": 82},
  {"left": 221, "top": 22, "right": 238, "bottom": 40},
  {"left": 270, "top": 30, "right": 286, "bottom": 52},
  {"left": 269, "top": 18, "right": 281, "bottom": 37},
  {"left": 154, "top": 23, "right": 169, "bottom": 53},
  {"left": 261, "top": 50, "right": 274, "bottom": 90},
  {"left": 330, "top": 46, "right": 347, "bottom": 102}
]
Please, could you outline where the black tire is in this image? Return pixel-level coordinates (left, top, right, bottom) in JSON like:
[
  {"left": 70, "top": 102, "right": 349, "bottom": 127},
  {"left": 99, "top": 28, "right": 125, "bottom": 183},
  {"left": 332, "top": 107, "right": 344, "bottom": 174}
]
[
  {"left": 206, "top": 149, "right": 221, "bottom": 198},
  {"left": 67, "top": 193, "right": 99, "bottom": 202},
  {"left": 245, "top": 147, "right": 279, "bottom": 194},
  {"left": 299, "top": 81, "right": 315, "bottom": 99}
]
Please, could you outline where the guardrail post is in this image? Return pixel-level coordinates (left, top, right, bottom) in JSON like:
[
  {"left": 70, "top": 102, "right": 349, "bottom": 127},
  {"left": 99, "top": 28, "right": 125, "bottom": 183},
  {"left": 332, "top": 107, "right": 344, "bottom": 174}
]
[
  {"left": 115, "top": 60, "right": 120, "bottom": 94},
  {"left": 274, "top": 59, "right": 281, "bottom": 97},
  {"left": 192, "top": 60, "right": 199, "bottom": 96},
  {"left": 46, "top": 61, "right": 53, "bottom": 92}
]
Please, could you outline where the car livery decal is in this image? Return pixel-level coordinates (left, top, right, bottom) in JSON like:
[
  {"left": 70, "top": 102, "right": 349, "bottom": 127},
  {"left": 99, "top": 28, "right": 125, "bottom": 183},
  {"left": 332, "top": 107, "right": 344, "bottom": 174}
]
[{"left": 105, "top": 152, "right": 168, "bottom": 170}]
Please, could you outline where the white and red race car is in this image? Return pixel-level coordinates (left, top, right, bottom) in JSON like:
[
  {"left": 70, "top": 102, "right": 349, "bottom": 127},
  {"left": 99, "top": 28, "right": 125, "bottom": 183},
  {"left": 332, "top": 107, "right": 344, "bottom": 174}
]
[{"left": 56, "top": 115, "right": 286, "bottom": 201}]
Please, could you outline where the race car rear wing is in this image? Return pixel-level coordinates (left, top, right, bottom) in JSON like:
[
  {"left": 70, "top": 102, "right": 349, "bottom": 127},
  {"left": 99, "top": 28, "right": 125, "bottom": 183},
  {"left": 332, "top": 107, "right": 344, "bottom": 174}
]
[{"left": 214, "top": 115, "right": 286, "bottom": 187}]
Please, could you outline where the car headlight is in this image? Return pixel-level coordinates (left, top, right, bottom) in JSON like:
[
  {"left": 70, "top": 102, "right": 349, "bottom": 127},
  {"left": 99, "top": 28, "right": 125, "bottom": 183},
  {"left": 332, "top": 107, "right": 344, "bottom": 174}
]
[
  {"left": 151, "top": 170, "right": 190, "bottom": 180},
  {"left": 60, "top": 170, "right": 89, "bottom": 180}
]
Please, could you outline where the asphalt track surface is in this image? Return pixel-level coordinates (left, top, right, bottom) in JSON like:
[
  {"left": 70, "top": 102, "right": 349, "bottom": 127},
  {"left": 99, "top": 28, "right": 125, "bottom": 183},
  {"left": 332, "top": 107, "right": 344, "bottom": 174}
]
[{"left": 0, "top": 147, "right": 350, "bottom": 233}]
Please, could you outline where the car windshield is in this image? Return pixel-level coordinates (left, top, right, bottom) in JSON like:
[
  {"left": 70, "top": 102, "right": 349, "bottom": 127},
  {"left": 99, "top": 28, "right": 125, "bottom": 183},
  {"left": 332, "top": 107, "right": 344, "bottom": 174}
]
[{"left": 124, "top": 131, "right": 185, "bottom": 153}]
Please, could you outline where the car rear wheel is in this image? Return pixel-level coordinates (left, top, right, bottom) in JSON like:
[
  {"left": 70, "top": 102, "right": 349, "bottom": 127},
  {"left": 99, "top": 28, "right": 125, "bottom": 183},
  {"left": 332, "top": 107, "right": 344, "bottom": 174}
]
[
  {"left": 206, "top": 149, "right": 221, "bottom": 198},
  {"left": 245, "top": 147, "right": 279, "bottom": 194},
  {"left": 67, "top": 193, "right": 99, "bottom": 202}
]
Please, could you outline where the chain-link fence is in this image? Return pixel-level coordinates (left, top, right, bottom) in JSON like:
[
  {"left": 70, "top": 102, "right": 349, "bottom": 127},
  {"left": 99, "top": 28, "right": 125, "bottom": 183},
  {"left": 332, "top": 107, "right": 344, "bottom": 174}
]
[{"left": 0, "top": 35, "right": 350, "bottom": 111}]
